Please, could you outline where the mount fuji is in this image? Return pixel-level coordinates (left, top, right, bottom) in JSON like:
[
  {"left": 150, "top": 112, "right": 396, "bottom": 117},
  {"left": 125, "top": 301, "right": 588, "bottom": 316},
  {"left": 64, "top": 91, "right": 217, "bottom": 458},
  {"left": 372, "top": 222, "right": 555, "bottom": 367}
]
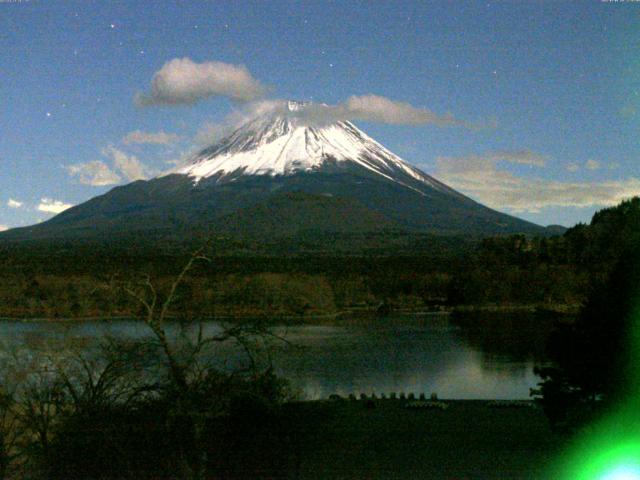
[{"left": 2, "top": 101, "right": 549, "bottom": 245}]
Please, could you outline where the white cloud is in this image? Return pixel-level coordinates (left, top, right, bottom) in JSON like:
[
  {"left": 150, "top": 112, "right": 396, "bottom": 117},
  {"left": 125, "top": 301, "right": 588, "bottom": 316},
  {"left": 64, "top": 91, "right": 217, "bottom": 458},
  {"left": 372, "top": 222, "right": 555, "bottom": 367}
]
[
  {"left": 189, "top": 96, "right": 485, "bottom": 145},
  {"left": 343, "top": 95, "right": 466, "bottom": 126},
  {"left": 0, "top": 225, "right": 8, "bottom": 232},
  {"left": 66, "top": 161, "right": 122, "bottom": 186},
  {"left": 102, "top": 145, "right": 151, "bottom": 181},
  {"left": 136, "top": 57, "right": 266, "bottom": 106},
  {"left": 585, "top": 159, "right": 600, "bottom": 170},
  {"left": 102, "top": 146, "right": 150, "bottom": 181},
  {"left": 484, "top": 150, "right": 548, "bottom": 167},
  {"left": 7, "top": 198, "right": 23, "bottom": 208},
  {"left": 191, "top": 100, "right": 287, "bottom": 147},
  {"left": 436, "top": 149, "right": 547, "bottom": 176},
  {"left": 435, "top": 151, "right": 640, "bottom": 213},
  {"left": 114, "top": 153, "right": 148, "bottom": 181},
  {"left": 37, "top": 198, "right": 74, "bottom": 214},
  {"left": 122, "top": 130, "right": 181, "bottom": 145},
  {"left": 281, "top": 95, "right": 485, "bottom": 128},
  {"left": 134, "top": 57, "right": 480, "bottom": 129},
  {"left": 66, "top": 147, "right": 154, "bottom": 187}
]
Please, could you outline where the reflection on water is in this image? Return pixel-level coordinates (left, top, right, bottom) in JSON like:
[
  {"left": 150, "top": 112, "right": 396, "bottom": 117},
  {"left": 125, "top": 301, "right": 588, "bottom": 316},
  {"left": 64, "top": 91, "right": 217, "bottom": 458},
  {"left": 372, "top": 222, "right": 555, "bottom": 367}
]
[{"left": 0, "top": 312, "right": 553, "bottom": 400}]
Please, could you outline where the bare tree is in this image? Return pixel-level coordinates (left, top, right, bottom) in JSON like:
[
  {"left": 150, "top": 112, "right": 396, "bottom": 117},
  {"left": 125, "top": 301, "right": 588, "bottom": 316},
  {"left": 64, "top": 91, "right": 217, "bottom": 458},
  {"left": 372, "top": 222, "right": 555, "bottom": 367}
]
[
  {"left": 0, "top": 248, "right": 291, "bottom": 480},
  {"left": 121, "top": 247, "right": 290, "bottom": 479},
  {"left": 0, "top": 386, "right": 19, "bottom": 480}
]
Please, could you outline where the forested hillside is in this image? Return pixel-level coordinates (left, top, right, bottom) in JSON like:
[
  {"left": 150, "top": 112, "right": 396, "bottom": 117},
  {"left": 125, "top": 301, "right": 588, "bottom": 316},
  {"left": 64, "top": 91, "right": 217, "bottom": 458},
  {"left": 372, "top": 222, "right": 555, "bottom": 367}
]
[{"left": 1, "top": 198, "right": 639, "bottom": 319}]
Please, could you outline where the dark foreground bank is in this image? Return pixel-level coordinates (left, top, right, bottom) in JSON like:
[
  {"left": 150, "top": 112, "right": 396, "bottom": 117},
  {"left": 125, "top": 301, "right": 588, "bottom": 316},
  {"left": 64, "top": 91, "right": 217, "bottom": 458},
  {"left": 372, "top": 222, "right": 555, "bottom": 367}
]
[{"left": 275, "top": 399, "right": 563, "bottom": 479}]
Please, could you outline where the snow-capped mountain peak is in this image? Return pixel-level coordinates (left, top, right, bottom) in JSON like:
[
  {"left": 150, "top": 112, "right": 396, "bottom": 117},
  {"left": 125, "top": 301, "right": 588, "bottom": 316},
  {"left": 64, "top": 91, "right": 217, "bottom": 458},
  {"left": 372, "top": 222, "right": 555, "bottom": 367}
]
[
  {"left": 2, "top": 102, "right": 546, "bottom": 242},
  {"left": 175, "top": 102, "right": 454, "bottom": 195},
  {"left": 286, "top": 100, "right": 306, "bottom": 111}
]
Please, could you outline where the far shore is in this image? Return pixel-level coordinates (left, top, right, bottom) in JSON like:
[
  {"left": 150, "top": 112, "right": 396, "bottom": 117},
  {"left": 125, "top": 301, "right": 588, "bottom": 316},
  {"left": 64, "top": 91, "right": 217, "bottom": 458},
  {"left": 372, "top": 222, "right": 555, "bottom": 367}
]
[{"left": 0, "top": 302, "right": 579, "bottom": 323}]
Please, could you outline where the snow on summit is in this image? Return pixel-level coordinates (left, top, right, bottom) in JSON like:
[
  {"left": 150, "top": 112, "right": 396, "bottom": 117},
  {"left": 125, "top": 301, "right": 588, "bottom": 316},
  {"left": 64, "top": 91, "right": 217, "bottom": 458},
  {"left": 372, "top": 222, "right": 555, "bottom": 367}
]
[{"left": 176, "top": 101, "right": 452, "bottom": 194}]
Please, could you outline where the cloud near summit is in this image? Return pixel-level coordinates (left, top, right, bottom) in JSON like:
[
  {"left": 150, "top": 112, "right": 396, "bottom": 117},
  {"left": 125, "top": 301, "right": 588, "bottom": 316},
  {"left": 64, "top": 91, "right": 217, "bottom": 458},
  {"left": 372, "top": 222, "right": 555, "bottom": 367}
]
[
  {"left": 192, "top": 95, "right": 482, "bottom": 146},
  {"left": 136, "top": 58, "right": 266, "bottom": 106},
  {"left": 270, "top": 95, "right": 468, "bottom": 127},
  {"left": 136, "top": 57, "right": 484, "bottom": 129}
]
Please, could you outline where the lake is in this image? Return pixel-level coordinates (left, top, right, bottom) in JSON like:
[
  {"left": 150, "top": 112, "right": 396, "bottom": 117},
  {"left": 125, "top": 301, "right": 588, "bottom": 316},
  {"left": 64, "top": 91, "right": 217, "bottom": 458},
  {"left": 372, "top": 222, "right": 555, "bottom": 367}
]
[{"left": 0, "top": 312, "right": 553, "bottom": 400}]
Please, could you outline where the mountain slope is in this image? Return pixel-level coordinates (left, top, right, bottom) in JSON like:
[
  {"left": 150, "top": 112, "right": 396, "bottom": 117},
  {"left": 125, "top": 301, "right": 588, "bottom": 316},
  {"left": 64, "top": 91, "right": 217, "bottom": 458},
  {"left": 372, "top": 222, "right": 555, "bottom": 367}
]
[{"left": 1, "top": 102, "right": 549, "bottom": 244}]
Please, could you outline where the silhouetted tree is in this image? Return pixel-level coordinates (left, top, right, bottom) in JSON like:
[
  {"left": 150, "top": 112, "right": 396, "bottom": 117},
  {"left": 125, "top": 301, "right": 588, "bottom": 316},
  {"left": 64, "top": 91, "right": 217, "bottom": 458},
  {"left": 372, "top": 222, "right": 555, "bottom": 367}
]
[{"left": 532, "top": 248, "right": 640, "bottom": 429}]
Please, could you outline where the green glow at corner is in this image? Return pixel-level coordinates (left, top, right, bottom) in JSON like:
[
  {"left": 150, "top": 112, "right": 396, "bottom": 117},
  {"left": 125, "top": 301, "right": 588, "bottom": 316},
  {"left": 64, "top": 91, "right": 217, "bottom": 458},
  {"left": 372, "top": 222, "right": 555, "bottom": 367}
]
[
  {"left": 601, "top": 466, "right": 640, "bottom": 480},
  {"left": 553, "top": 302, "right": 640, "bottom": 479},
  {"left": 562, "top": 440, "right": 640, "bottom": 480}
]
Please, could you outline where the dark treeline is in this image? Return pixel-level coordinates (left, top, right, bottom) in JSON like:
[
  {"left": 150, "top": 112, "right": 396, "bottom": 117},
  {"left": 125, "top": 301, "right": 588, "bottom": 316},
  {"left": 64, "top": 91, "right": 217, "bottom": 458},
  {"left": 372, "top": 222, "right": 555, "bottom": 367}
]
[
  {"left": 530, "top": 198, "right": 640, "bottom": 430},
  {"left": 2, "top": 198, "right": 640, "bottom": 320},
  {"left": 0, "top": 225, "right": 597, "bottom": 320},
  {"left": 0, "top": 248, "right": 578, "bottom": 319}
]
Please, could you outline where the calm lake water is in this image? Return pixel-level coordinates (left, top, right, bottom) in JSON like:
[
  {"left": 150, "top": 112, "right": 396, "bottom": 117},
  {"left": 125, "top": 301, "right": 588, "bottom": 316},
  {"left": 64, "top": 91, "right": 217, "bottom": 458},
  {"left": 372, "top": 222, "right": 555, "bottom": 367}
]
[{"left": 0, "top": 312, "right": 553, "bottom": 400}]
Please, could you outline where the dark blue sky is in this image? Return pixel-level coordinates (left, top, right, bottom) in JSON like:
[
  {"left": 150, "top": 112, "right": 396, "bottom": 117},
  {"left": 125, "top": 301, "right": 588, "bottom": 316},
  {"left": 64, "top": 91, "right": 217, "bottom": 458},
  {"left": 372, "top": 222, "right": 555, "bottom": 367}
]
[{"left": 1, "top": 0, "right": 639, "bottom": 228}]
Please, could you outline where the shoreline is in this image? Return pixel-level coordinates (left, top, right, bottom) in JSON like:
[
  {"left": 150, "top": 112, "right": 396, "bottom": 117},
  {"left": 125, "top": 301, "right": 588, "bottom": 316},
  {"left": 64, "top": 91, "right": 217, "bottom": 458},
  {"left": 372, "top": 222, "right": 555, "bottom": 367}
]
[
  {"left": 288, "top": 397, "right": 539, "bottom": 405},
  {"left": 0, "top": 302, "right": 579, "bottom": 323}
]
